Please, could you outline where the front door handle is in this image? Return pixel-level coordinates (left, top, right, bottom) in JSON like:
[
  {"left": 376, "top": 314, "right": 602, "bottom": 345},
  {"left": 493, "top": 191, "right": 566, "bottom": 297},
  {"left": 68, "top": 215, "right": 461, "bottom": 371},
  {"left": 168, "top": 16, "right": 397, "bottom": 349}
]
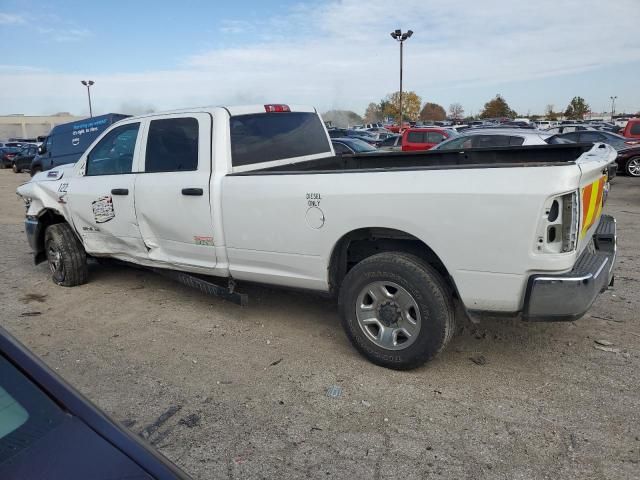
[
  {"left": 182, "top": 188, "right": 203, "bottom": 196},
  {"left": 111, "top": 188, "right": 129, "bottom": 195}
]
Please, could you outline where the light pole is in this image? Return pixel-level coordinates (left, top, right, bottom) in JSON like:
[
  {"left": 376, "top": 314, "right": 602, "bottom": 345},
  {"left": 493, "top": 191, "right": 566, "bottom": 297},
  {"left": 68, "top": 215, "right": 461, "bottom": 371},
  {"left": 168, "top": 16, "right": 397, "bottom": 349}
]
[
  {"left": 81, "top": 80, "right": 95, "bottom": 117},
  {"left": 390, "top": 29, "right": 413, "bottom": 129},
  {"left": 610, "top": 96, "right": 617, "bottom": 123}
]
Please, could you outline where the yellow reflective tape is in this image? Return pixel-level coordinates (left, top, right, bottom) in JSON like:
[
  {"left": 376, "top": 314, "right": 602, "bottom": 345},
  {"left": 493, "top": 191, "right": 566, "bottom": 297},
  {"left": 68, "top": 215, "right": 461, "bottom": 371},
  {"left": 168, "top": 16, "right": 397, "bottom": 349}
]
[{"left": 583, "top": 178, "right": 600, "bottom": 232}]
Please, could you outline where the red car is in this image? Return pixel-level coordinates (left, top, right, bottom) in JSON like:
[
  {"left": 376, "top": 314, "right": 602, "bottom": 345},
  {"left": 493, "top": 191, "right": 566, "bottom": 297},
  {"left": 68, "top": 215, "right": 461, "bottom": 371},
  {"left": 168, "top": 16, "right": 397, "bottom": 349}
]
[
  {"left": 620, "top": 118, "right": 640, "bottom": 139},
  {"left": 401, "top": 127, "right": 455, "bottom": 151}
]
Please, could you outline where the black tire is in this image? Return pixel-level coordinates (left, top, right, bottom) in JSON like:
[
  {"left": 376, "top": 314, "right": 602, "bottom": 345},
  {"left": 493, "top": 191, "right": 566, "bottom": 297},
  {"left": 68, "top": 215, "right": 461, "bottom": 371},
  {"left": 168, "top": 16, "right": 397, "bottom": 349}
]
[
  {"left": 338, "top": 252, "right": 455, "bottom": 370},
  {"left": 12, "top": 162, "right": 21, "bottom": 173},
  {"left": 30, "top": 166, "right": 42, "bottom": 177},
  {"left": 625, "top": 156, "right": 640, "bottom": 177},
  {"left": 44, "top": 223, "right": 88, "bottom": 287}
]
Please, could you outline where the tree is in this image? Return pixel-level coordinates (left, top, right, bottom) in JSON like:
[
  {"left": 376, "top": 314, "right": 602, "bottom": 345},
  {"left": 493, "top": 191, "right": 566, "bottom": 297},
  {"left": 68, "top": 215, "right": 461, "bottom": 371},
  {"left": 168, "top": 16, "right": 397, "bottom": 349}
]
[
  {"left": 448, "top": 103, "right": 464, "bottom": 121},
  {"left": 363, "top": 102, "right": 382, "bottom": 123},
  {"left": 419, "top": 102, "right": 446, "bottom": 122},
  {"left": 564, "top": 96, "right": 590, "bottom": 120},
  {"left": 479, "top": 94, "right": 516, "bottom": 119},
  {"left": 381, "top": 91, "right": 422, "bottom": 122},
  {"left": 545, "top": 104, "right": 558, "bottom": 121},
  {"left": 321, "top": 110, "right": 363, "bottom": 128}
]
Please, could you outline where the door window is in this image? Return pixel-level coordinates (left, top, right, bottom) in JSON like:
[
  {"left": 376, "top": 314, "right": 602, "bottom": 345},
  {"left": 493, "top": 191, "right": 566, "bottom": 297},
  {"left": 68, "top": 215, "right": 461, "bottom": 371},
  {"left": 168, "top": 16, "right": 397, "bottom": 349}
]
[
  {"left": 578, "top": 132, "right": 605, "bottom": 143},
  {"left": 333, "top": 142, "right": 353, "bottom": 154},
  {"left": 86, "top": 123, "right": 140, "bottom": 176},
  {"left": 561, "top": 132, "right": 581, "bottom": 142},
  {"left": 145, "top": 117, "right": 199, "bottom": 172},
  {"left": 406, "top": 131, "right": 425, "bottom": 143},
  {"left": 472, "top": 135, "right": 511, "bottom": 148},
  {"left": 426, "top": 132, "right": 445, "bottom": 143}
]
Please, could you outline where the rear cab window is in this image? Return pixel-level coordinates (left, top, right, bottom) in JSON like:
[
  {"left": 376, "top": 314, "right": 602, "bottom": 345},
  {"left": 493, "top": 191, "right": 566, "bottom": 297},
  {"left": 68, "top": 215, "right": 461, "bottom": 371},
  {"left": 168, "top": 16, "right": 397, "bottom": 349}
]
[
  {"left": 630, "top": 122, "right": 640, "bottom": 135},
  {"left": 230, "top": 112, "right": 331, "bottom": 170}
]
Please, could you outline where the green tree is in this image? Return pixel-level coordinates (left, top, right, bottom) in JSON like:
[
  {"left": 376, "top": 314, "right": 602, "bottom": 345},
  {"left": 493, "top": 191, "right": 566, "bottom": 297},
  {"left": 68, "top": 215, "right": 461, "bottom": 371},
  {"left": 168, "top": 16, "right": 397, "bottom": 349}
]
[
  {"left": 419, "top": 102, "right": 447, "bottom": 121},
  {"left": 448, "top": 103, "right": 464, "bottom": 121},
  {"left": 479, "top": 94, "right": 516, "bottom": 119},
  {"left": 564, "top": 96, "right": 590, "bottom": 120},
  {"left": 363, "top": 102, "right": 382, "bottom": 123},
  {"left": 382, "top": 91, "right": 422, "bottom": 122}
]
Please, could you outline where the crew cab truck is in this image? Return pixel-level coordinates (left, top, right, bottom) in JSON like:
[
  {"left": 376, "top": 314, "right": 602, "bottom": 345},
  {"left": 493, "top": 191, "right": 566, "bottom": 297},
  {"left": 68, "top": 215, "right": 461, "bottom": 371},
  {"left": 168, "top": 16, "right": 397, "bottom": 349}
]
[{"left": 16, "top": 104, "right": 618, "bottom": 370}]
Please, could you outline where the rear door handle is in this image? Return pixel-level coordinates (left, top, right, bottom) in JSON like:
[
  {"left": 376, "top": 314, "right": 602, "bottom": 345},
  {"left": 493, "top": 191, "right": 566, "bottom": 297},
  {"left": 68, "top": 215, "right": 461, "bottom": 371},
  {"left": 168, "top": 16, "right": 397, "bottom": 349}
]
[
  {"left": 182, "top": 188, "right": 203, "bottom": 196},
  {"left": 111, "top": 188, "right": 129, "bottom": 195}
]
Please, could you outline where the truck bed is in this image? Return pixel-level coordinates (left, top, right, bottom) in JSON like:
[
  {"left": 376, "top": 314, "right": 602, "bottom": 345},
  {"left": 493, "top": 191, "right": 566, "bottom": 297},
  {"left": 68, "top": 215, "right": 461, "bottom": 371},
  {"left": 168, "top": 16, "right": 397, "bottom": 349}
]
[{"left": 234, "top": 144, "right": 593, "bottom": 175}]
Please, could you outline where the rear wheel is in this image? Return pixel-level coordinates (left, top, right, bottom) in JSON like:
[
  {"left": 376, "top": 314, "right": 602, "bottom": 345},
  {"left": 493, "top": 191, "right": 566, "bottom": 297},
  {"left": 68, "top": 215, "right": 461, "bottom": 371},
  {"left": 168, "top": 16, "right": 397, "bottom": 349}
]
[
  {"left": 12, "top": 162, "right": 21, "bottom": 173},
  {"left": 625, "top": 157, "right": 640, "bottom": 177},
  {"left": 338, "top": 252, "right": 455, "bottom": 370},
  {"left": 45, "top": 223, "right": 88, "bottom": 286}
]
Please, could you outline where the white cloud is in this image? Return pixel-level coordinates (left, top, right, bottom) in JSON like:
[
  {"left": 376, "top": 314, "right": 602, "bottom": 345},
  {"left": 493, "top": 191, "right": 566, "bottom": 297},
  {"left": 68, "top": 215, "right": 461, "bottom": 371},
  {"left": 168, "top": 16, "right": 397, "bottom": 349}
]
[
  {"left": 0, "top": 12, "right": 25, "bottom": 24},
  {"left": 1, "top": 0, "right": 639, "bottom": 115}
]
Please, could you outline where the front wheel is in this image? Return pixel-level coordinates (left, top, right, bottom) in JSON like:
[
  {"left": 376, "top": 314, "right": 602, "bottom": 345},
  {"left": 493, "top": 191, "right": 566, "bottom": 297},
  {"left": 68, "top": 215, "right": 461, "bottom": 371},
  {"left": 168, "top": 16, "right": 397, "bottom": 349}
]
[
  {"left": 45, "top": 223, "right": 88, "bottom": 286},
  {"left": 625, "top": 157, "right": 640, "bottom": 177},
  {"left": 338, "top": 252, "right": 455, "bottom": 370},
  {"left": 12, "top": 162, "right": 21, "bottom": 173}
]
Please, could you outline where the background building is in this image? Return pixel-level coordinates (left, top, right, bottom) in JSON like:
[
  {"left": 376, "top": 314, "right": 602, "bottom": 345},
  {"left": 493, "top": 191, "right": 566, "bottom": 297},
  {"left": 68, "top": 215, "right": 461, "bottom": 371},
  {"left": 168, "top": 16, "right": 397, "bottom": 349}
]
[{"left": 0, "top": 113, "right": 83, "bottom": 140}]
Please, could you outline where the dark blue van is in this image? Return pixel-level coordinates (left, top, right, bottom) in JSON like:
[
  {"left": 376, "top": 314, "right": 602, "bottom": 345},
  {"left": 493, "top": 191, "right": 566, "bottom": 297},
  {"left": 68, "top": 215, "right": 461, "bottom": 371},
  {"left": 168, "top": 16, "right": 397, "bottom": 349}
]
[{"left": 32, "top": 113, "right": 129, "bottom": 174}]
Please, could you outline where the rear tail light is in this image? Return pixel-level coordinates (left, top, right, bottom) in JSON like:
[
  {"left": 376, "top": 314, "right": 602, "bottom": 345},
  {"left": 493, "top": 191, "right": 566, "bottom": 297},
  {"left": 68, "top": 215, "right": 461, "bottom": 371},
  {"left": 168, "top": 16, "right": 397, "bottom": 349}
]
[
  {"left": 560, "top": 191, "right": 579, "bottom": 252},
  {"left": 536, "top": 191, "right": 578, "bottom": 254},
  {"left": 625, "top": 140, "right": 639, "bottom": 146},
  {"left": 264, "top": 104, "right": 291, "bottom": 113}
]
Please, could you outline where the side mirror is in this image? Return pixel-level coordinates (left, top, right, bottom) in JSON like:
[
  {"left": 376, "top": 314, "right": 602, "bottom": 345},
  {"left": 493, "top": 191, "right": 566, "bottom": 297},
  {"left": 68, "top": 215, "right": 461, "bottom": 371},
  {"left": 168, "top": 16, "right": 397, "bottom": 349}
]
[{"left": 38, "top": 145, "right": 46, "bottom": 154}]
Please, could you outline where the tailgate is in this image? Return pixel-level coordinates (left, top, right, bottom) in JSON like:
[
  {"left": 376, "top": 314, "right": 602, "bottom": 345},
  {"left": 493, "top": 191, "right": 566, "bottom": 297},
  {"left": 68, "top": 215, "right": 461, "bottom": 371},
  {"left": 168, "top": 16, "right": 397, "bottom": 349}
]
[{"left": 576, "top": 144, "right": 616, "bottom": 254}]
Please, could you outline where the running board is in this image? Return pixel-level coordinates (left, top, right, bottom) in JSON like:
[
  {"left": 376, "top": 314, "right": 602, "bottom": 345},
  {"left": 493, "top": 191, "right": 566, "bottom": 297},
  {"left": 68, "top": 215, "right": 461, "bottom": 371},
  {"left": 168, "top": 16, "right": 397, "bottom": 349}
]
[{"left": 153, "top": 270, "right": 248, "bottom": 307}]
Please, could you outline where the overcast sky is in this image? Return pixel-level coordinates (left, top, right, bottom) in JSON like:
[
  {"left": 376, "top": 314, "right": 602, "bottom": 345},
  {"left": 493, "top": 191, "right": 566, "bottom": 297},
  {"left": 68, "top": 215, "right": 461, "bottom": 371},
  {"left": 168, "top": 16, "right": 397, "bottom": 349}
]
[{"left": 1, "top": 0, "right": 639, "bottom": 117}]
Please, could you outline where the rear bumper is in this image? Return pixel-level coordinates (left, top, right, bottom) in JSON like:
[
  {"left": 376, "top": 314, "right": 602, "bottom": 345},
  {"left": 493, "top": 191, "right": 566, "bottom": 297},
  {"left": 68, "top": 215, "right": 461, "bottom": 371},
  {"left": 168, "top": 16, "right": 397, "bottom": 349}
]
[{"left": 522, "top": 214, "right": 616, "bottom": 321}]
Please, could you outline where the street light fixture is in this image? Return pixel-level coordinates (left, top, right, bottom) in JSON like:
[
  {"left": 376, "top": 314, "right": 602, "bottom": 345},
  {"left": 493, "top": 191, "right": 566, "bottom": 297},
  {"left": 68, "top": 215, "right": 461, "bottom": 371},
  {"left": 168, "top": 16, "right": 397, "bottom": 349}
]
[
  {"left": 390, "top": 29, "right": 413, "bottom": 129},
  {"left": 81, "top": 80, "right": 95, "bottom": 117},
  {"left": 610, "top": 96, "right": 617, "bottom": 123}
]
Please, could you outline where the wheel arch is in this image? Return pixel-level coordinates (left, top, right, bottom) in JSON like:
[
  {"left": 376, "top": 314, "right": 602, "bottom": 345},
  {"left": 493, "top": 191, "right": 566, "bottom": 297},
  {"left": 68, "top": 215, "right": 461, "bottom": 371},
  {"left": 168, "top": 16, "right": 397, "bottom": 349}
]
[
  {"left": 328, "top": 227, "right": 457, "bottom": 297},
  {"left": 32, "top": 208, "right": 68, "bottom": 264}
]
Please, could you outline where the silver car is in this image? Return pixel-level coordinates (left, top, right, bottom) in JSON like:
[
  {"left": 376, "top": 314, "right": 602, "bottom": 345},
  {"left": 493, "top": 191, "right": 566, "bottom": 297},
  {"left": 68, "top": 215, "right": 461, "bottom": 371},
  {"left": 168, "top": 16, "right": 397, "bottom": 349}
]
[
  {"left": 377, "top": 135, "right": 402, "bottom": 151},
  {"left": 432, "top": 128, "right": 556, "bottom": 150}
]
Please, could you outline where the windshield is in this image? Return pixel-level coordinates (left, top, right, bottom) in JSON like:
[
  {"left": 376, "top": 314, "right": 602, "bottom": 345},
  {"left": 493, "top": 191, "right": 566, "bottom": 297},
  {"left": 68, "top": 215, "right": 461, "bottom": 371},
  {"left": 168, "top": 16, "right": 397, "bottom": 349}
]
[{"left": 0, "top": 355, "right": 66, "bottom": 464}]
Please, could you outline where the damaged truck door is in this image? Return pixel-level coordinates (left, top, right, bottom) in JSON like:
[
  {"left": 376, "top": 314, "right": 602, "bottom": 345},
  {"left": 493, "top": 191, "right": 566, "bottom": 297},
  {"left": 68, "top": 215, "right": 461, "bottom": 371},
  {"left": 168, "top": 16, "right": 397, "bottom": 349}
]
[
  {"left": 67, "top": 121, "right": 148, "bottom": 259},
  {"left": 134, "top": 114, "right": 217, "bottom": 270}
]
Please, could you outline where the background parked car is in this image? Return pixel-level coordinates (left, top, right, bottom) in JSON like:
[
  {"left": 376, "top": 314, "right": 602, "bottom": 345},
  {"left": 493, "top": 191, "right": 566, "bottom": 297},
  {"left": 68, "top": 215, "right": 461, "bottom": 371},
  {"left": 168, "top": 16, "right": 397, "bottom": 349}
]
[
  {"left": 11, "top": 144, "right": 38, "bottom": 173},
  {"left": 615, "top": 146, "right": 640, "bottom": 177},
  {"left": 552, "top": 130, "right": 640, "bottom": 151},
  {"left": 544, "top": 124, "right": 597, "bottom": 134},
  {"left": 620, "top": 118, "right": 640, "bottom": 139},
  {"left": 433, "top": 129, "right": 555, "bottom": 150},
  {"left": 0, "top": 146, "right": 21, "bottom": 168},
  {"left": 377, "top": 134, "right": 402, "bottom": 151},
  {"left": 331, "top": 137, "right": 378, "bottom": 155},
  {"left": 401, "top": 127, "right": 456, "bottom": 151}
]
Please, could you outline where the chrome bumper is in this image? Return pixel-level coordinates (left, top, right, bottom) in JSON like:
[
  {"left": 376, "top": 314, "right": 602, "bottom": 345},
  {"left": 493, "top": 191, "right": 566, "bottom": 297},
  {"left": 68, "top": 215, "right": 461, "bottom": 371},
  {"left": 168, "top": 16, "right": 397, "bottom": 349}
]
[{"left": 522, "top": 215, "right": 616, "bottom": 321}]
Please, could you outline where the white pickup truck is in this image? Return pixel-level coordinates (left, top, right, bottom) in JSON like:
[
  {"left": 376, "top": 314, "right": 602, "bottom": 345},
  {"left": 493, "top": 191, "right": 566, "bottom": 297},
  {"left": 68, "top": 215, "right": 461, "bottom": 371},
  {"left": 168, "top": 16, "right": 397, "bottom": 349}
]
[{"left": 16, "top": 104, "right": 617, "bottom": 369}]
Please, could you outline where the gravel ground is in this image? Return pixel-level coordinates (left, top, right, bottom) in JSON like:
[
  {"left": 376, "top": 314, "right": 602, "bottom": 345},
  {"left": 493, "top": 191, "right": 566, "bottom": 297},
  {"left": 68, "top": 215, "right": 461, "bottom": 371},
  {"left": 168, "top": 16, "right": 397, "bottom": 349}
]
[{"left": 1, "top": 169, "right": 639, "bottom": 479}]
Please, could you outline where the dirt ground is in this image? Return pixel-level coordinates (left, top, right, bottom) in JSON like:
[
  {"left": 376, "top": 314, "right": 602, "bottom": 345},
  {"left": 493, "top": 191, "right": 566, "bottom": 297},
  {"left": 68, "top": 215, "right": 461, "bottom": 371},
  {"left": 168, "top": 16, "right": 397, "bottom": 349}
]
[{"left": 1, "top": 169, "right": 638, "bottom": 479}]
